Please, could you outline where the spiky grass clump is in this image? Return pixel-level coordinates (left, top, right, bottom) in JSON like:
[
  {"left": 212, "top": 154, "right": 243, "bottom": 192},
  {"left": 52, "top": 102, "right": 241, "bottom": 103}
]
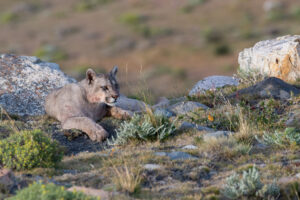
[
  {"left": 222, "top": 167, "right": 280, "bottom": 199},
  {"left": 256, "top": 128, "right": 300, "bottom": 149},
  {"left": 112, "top": 163, "right": 143, "bottom": 194},
  {"left": 110, "top": 111, "right": 177, "bottom": 145}
]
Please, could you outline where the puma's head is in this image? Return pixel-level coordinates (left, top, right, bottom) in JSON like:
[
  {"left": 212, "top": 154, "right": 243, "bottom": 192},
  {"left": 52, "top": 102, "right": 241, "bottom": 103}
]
[{"left": 84, "top": 66, "right": 120, "bottom": 106}]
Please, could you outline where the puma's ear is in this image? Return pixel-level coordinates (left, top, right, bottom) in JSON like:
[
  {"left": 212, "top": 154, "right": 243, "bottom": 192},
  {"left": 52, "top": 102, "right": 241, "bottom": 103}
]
[
  {"left": 110, "top": 66, "right": 118, "bottom": 77},
  {"left": 86, "top": 68, "right": 96, "bottom": 84}
]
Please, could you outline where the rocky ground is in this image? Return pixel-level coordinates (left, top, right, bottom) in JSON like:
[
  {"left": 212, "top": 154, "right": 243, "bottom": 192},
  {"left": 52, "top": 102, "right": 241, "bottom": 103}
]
[{"left": 0, "top": 36, "right": 300, "bottom": 199}]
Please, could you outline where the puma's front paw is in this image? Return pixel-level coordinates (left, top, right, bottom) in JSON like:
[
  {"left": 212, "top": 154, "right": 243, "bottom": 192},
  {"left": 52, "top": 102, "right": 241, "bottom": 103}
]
[
  {"left": 89, "top": 129, "right": 109, "bottom": 142},
  {"left": 121, "top": 110, "right": 133, "bottom": 119}
]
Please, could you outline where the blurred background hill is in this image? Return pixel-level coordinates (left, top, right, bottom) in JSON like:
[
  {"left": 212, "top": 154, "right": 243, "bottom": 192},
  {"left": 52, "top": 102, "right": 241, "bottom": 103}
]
[{"left": 0, "top": 0, "right": 299, "bottom": 101}]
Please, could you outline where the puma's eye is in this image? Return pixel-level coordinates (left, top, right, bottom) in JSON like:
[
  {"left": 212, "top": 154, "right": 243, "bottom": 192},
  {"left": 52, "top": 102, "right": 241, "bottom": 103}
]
[{"left": 101, "top": 86, "right": 108, "bottom": 91}]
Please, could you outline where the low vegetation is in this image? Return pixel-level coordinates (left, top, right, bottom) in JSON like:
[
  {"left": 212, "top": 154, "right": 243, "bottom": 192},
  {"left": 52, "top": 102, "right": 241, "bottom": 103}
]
[
  {"left": 109, "top": 110, "right": 177, "bottom": 145},
  {"left": 0, "top": 129, "right": 63, "bottom": 170},
  {"left": 8, "top": 182, "right": 97, "bottom": 200},
  {"left": 222, "top": 167, "right": 280, "bottom": 199}
]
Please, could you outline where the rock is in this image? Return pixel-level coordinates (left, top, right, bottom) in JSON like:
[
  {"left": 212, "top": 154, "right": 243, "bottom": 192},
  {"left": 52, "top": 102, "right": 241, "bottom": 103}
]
[
  {"left": 116, "top": 95, "right": 146, "bottom": 112},
  {"left": 189, "top": 76, "right": 239, "bottom": 96},
  {"left": 263, "top": 0, "right": 283, "bottom": 12},
  {"left": 229, "top": 77, "right": 300, "bottom": 100},
  {"left": 0, "top": 54, "right": 75, "bottom": 116},
  {"left": 182, "top": 145, "right": 198, "bottom": 150},
  {"left": 167, "top": 151, "right": 198, "bottom": 160},
  {"left": 154, "top": 152, "right": 167, "bottom": 157},
  {"left": 152, "top": 97, "right": 170, "bottom": 109},
  {"left": 179, "top": 122, "right": 214, "bottom": 132},
  {"left": 285, "top": 105, "right": 300, "bottom": 128},
  {"left": 155, "top": 151, "right": 198, "bottom": 160},
  {"left": 154, "top": 108, "right": 175, "bottom": 118},
  {"left": 203, "top": 131, "right": 234, "bottom": 141},
  {"left": 0, "top": 169, "right": 16, "bottom": 193},
  {"left": 67, "top": 186, "right": 109, "bottom": 200},
  {"left": 169, "top": 101, "right": 208, "bottom": 115},
  {"left": 144, "top": 164, "right": 161, "bottom": 170},
  {"left": 238, "top": 35, "right": 300, "bottom": 82}
]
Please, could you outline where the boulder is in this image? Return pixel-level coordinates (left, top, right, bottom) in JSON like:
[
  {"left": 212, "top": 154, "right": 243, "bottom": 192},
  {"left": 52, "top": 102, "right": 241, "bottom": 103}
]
[
  {"left": 238, "top": 35, "right": 300, "bottom": 82},
  {"left": 189, "top": 76, "right": 239, "bottom": 96},
  {"left": 0, "top": 54, "right": 75, "bottom": 116},
  {"left": 116, "top": 95, "right": 146, "bottom": 112},
  {"left": 229, "top": 77, "right": 300, "bottom": 100}
]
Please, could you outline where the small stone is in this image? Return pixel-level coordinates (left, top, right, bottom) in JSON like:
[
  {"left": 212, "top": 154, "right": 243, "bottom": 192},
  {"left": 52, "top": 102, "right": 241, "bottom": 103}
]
[
  {"left": 167, "top": 151, "right": 197, "bottom": 160},
  {"left": 203, "top": 131, "right": 234, "bottom": 141},
  {"left": 0, "top": 169, "right": 16, "bottom": 193},
  {"left": 189, "top": 76, "right": 239, "bottom": 96},
  {"left": 169, "top": 101, "right": 208, "bottom": 115},
  {"left": 155, "top": 151, "right": 197, "bottom": 160},
  {"left": 182, "top": 145, "right": 198, "bottom": 150},
  {"left": 154, "top": 152, "right": 167, "bottom": 157},
  {"left": 144, "top": 164, "right": 161, "bottom": 170},
  {"left": 179, "top": 122, "right": 214, "bottom": 132},
  {"left": 154, "top": 108, "right": 175, "bottom": 118}
]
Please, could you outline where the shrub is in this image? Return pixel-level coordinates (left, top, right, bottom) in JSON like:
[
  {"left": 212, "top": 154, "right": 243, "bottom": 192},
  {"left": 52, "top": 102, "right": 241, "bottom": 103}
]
[
  {"left": 8, "top": 182, "right": 97, "bottom": 200},
  {"left": 214, "top": 43, "right": 231, "bottom": 55},
  {"left": 109, "top": 111, "right": 177, "bottom": 145},
  {"left": 0, "top": 12, "right": 18, "bottom": 24},
  {"left": 222, "top": 167, "right": 280, "bottom": 199},
  {"left": 256, "top": 128, "right": 300, "bottom": 148},
  {"left": 0, "top": 130, "right": 63, "bottom": 170}
]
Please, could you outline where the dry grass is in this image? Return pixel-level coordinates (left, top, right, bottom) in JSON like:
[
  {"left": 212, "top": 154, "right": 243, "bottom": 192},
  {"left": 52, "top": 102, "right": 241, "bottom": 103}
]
[{"left": 112, "top": 161, "right": 143, "bottom": 194}]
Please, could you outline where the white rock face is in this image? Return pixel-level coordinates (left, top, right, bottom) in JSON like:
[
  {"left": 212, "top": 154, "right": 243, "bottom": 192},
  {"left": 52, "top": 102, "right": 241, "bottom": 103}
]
[
  {"left": 238, "top": 35, "right": 300, "bottom": 82},
  {"left": 189, "top": 76, "right": 239, "bottom": 96},
  {"left": 0, "top": 54, "right": 75, "bottom": 116}
]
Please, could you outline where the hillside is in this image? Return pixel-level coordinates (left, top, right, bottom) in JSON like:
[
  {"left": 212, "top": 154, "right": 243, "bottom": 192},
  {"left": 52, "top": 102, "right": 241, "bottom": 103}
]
[{"left": 0, "top": 0, "right": 300, "bottom": 99}]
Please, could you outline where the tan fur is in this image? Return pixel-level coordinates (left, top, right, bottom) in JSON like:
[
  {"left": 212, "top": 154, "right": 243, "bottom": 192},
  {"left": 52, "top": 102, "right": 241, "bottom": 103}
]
[{"left": 45, "top": 67, "right": 132, "bottom": 142}]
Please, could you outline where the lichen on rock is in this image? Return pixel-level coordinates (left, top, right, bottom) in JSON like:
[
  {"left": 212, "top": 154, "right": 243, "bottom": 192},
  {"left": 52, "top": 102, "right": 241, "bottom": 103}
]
[{"left": 0, "top": 54, "right": 75, "bottom": 116}]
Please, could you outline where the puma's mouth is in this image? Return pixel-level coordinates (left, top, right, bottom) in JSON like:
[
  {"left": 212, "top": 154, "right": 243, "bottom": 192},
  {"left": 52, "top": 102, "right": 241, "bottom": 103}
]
[{"left": 106, "top": 97, "right": 117, "bottom": 106}]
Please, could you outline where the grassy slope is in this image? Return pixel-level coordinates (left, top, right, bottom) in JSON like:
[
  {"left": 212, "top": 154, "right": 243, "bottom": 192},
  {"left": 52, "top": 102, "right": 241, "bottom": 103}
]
[{"left": 0, "top": 0, "right": 300, "bottom": 99}]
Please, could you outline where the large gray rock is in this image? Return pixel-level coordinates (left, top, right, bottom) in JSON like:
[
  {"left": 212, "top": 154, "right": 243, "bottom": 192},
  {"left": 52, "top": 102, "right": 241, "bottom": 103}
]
[
  {"left": 238, "top": 35, "right": 300, "bottom": 82},
  {"left": 189, "top": 76, "right": 239, "bottom": 96},
  {"left": 116, "top": 95, "right": 146, "bottom": 112},
  {"left": 0, "top": 54, "right": 75, "bottom": 116},
  {"left": 230, "top": 77, "right": 300, "bottom": 100}
]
